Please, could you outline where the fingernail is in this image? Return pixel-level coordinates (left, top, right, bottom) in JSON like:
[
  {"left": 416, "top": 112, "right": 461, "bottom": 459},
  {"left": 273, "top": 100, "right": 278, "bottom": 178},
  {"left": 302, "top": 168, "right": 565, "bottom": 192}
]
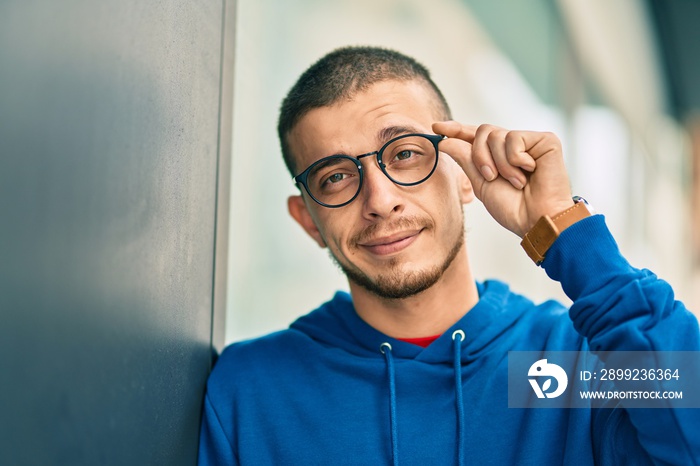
[
  {"left": 481, "top": 165, "right": 495, "bottom": 181},
  {"left": 509, "top": 177, "right": 524, "bottom": 190}
]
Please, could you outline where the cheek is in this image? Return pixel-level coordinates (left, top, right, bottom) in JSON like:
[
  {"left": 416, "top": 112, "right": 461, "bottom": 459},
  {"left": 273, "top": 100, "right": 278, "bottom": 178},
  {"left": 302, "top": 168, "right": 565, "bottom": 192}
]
[
  {"left": 312, "top": 212, "right": 354, "bottom": 252},
  {"left": 427, "top": 166, "right": 460, "bottom": 201},
  {"left": 421, "top": 171, "right": 465, "bottom": 228},
  {"left": 438, "top": 156, "right": 464, "bottom": 183}
]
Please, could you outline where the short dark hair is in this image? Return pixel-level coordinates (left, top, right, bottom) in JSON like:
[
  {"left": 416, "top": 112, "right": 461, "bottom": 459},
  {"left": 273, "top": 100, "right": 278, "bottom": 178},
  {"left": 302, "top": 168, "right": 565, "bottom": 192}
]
[{"left": 277, "top": 46, "right": 452, "bottom": 177}]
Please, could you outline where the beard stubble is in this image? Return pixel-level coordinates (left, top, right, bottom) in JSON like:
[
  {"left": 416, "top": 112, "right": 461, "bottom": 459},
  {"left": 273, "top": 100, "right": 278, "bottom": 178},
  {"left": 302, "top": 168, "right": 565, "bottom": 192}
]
[{"left": 328, "top": 211, "right": 465, "bottom": 300}]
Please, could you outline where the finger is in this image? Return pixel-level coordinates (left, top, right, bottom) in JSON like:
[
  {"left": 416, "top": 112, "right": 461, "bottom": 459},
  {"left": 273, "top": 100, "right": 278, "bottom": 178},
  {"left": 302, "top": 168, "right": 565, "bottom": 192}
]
[
  {"left": 437, "top": 137, "right": 486, "bottom": 196},
  {"left": 432, "top": 120, "right": 477, "bottom": 143},
  {"left": 487, "top": 129, "right": 528, "bottom": 190},
  {"left": 471, "top": 124, "right": 500, "bottom": 182},
  {"left": 509, "top": 151, "right": 537, "bottom": 172},
  {"left": 505, "top": 130, "right": 560, "bottom": 162}
]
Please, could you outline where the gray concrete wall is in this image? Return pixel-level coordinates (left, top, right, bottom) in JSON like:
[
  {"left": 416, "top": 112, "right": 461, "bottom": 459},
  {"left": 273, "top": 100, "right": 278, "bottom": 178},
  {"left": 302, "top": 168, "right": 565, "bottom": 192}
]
[{"left": 0, "top": 1, "right": 234, "bottom": 464}]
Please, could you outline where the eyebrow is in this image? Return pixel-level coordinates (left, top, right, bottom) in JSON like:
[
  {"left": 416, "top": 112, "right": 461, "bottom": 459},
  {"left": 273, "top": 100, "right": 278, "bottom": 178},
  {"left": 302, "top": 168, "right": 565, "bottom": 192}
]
[
  {"left": 321, "top": 124, "right": 425, "bottom": 160},
  {"left": 377, "top": 125, "right": 423, "bottom": 144},
  {"left": 311, "top": 156, "right": 353, "bottom": 172}
]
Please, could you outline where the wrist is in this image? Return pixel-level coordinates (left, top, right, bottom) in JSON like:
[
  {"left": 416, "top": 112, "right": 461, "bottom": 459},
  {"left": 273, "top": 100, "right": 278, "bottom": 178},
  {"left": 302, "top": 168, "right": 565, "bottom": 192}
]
[{"left": 521, "top": 196, "right": 593, "bottom": 265}]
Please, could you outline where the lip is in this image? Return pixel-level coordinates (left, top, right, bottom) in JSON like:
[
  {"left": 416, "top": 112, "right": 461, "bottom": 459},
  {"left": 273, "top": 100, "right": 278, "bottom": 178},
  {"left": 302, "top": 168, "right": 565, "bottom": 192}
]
[{"left": 358, "top": 229, "right": 423, "bottom": 256}]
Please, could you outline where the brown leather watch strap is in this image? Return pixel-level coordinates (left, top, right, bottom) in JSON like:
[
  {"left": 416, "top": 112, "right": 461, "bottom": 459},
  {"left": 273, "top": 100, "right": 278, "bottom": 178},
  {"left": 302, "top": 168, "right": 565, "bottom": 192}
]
[{"left": 520, "top": 201, "right": 591, "bottom": 264}]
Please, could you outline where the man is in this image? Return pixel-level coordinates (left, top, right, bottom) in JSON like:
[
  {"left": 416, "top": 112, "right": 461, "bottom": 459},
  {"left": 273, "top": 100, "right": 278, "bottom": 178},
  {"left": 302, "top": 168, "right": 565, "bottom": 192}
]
[{"left": 199, "top": 46, "right": 699, "bottom": 465}]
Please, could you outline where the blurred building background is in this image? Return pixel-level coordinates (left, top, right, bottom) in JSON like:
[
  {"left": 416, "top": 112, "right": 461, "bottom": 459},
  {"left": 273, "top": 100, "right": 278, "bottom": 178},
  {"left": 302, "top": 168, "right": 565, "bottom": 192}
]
[{"left": 226, "top": 0, "right": 700, "bottom": 343}]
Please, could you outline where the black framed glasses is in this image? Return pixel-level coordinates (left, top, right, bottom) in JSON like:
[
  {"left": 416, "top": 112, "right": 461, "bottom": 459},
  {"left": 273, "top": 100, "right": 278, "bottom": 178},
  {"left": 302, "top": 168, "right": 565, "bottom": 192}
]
[{"left": 293, "top": 133, "right": 443, "bottom": 208}]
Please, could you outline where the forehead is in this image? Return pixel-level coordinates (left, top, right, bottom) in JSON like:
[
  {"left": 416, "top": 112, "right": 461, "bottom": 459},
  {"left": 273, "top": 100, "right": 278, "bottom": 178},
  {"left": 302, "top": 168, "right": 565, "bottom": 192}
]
[{"left": 288, "top": 79, "right": 442, "bottom": 172}]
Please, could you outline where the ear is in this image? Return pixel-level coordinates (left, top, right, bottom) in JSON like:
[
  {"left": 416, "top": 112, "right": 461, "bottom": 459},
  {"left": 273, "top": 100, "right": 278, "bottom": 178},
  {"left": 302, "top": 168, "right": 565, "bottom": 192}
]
[
  {"left": 441, "top": 148, "right": 475, "bottom": 205},
  {"left": 458, "top": 169, "right": 475, "bottom": 205},
  {"left": 288, "top": 195, "right": 327, "bottom": 248}
]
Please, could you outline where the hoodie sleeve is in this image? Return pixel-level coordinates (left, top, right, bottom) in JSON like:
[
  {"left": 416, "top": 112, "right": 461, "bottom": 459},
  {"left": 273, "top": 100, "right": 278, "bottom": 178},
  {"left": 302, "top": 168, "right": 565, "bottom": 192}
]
[
  {"left": 542, "top": 215, "right": 700, "bottom": 465},
  {"left": 198, "top": 393, "right": 237, "bottom": 466}
]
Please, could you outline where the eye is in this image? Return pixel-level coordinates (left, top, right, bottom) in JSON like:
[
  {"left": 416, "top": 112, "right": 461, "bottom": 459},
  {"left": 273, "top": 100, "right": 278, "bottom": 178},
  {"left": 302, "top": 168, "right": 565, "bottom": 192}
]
[
  {"left": 324, "top": 172, "right": 347, "bottom": 184},
  {"left": 396, "top": 150, "right": 413, "bottom": 161},
  {"left": 318, "top": 170, "right": 357, "bottom": 192},
  {"left": 387, "top": 145, "right": 425, "bottom": 165}
]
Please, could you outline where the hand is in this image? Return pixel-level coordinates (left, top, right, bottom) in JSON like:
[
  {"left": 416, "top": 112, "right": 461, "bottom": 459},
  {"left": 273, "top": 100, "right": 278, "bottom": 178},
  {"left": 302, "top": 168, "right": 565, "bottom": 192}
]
[{"left": 433, "top": 121, "right": 574, "bottom": 238}]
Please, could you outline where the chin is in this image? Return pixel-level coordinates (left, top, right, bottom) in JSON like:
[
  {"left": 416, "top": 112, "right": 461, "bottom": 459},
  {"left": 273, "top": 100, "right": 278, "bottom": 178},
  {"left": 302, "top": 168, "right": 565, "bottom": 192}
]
[{"left": 362, "top": 265, "right": 444, "bottom": 300}]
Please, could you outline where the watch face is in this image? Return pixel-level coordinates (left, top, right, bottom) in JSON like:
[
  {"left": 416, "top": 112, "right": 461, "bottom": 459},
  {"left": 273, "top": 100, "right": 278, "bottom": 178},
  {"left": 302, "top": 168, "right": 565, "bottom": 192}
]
[{"left": 572, "top": 196, "right": 596, "bottom": 215}]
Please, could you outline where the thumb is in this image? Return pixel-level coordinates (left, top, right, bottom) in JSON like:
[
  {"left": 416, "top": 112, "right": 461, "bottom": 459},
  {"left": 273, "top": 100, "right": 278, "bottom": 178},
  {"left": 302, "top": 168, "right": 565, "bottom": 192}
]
[{"left": 432, "top": 120, "right": 477, "bottom": 143}]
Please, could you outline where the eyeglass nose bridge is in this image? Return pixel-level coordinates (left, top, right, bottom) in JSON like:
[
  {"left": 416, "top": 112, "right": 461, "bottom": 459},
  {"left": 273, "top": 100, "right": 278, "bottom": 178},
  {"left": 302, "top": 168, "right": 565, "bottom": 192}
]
[
  {"left": 356, "top": 149, "right": 396, "bottom": 180},
  {"left": 351, "top": 150, "right": 397, "bottom": 201},
  {"left": 355, "top": 150, "right": 382, "bottom": 167}
]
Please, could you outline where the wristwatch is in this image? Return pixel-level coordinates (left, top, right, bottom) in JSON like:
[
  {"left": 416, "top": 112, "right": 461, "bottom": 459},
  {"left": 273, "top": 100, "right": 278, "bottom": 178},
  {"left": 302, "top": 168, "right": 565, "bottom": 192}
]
[{"left": 520, "top": 196, "right": 593, "bottom": 265}]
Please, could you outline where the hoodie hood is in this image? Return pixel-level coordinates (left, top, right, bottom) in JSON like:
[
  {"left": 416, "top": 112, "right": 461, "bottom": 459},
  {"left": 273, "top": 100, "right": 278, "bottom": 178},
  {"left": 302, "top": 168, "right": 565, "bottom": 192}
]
[{"left": 290, "top": 280, "right": 535, "bottom": 363}]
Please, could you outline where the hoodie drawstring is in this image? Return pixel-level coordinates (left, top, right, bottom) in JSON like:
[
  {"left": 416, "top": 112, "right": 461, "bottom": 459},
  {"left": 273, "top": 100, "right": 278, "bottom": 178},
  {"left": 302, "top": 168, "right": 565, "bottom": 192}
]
[
  {"left": 380, "top": 331, "right": 465, "bottom": 466},
  {"left": 452, "top": 330, "right": 465, "bottom": 466},
  {"left": 380, "top": 342, "right": 399, "bottom": 466}
]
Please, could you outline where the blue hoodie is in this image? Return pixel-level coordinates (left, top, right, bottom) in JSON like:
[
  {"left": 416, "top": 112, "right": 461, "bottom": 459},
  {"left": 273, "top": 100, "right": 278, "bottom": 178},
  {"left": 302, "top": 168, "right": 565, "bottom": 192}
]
[{"left": 199, "top": 216, "right": 700, "bottom": 465}]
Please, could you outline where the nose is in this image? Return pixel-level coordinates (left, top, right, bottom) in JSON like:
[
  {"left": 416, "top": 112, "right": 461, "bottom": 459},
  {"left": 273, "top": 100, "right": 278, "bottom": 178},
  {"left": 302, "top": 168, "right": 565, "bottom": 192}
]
[{"left": 358, "top": 157, "right": 404, "bottom": 220}]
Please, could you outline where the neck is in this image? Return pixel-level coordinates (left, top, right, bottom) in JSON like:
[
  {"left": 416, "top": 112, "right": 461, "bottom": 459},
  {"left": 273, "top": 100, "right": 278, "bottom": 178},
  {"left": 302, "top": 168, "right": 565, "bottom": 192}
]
[{"left": 349, "top": 247, "right": 479, "bottom": 339}]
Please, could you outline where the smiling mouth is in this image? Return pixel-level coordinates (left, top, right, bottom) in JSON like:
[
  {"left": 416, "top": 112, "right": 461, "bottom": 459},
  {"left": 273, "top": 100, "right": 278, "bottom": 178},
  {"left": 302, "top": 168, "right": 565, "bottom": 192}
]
[{"left": 358, "top": 229, "right": 423, "bottom": 256}]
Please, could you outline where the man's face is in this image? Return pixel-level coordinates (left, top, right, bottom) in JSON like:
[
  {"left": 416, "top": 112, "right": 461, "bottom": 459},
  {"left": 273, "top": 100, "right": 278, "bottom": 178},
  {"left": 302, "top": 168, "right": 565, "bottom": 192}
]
[{"left": 287, "top": 79, "right": 473, "bottom": 300}]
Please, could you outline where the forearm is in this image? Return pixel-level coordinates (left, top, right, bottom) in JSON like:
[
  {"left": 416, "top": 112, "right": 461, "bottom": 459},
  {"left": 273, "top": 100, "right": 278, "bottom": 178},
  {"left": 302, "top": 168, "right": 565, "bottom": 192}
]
[
  {"left": 542, "top": 215, "right": 699, "bottom": 352},
  {"left": 543, "top": 215, "right": 700, "bottom": 464}
]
